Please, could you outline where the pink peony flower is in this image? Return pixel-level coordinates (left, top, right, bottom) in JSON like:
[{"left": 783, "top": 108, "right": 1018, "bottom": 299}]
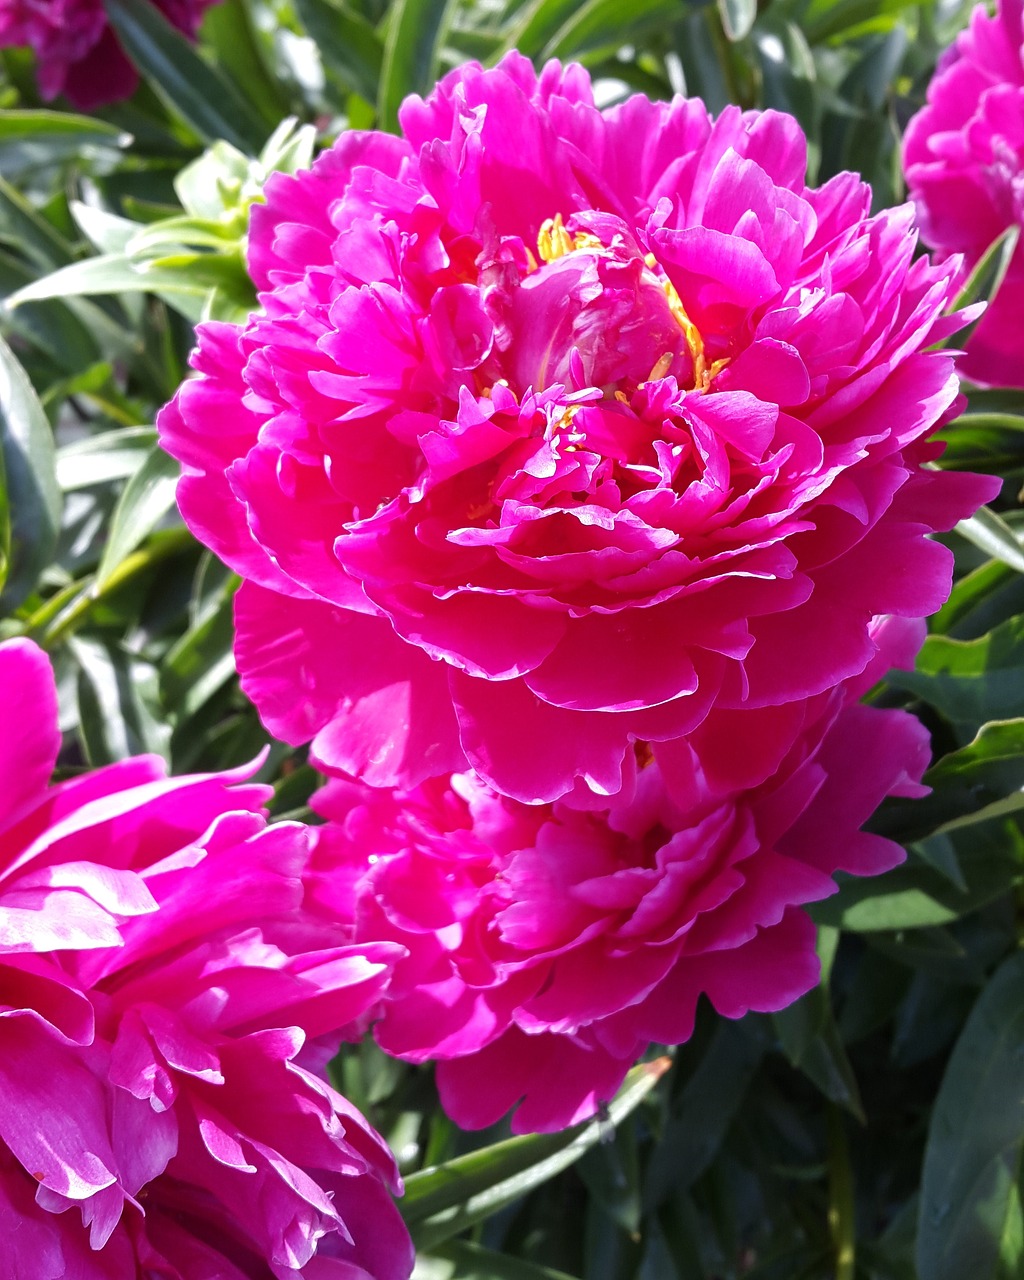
[
  {"left": 0, "top": 637, "right": 413, "bottom": 1279},
  {"left": 0, "top": 0, "right": 216, "bottom": 108},
  {"left": 160, "top": 55, "right": 997, "bottom": 805},
  {"left": 307, "top": 619, "right": 931, "bottom": 1133},
  {"left": 903, "top": 0, "right": 1024, "bottom": 386}
]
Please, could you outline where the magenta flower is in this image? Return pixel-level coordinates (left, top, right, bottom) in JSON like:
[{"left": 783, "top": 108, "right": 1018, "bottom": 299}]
[
  {"left": 0, "top": 0, "right": 215, "bottom": 108},
  {"left": 0, "top": 638, "right": 413, "bottom": 1279},
  {"left": 903, "top": 0, "right": 1024, "bottom": 386},
  {"left": 307, "top": 619, "right": 930, "bottom": 1133},
  {"left": 160, "top": 55, "right": 996, "bottom": 805}
]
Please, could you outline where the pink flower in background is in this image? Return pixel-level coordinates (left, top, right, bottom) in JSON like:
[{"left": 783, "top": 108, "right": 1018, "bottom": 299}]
[
  {"left": 903, "top": 0, "right": 1024, "bottom": 386},
  {"left": 0, "top": 0, "right": 215, "bottom": 108},
  {"left": 159, "top": 55, "right": 996, "bottom": 806},
  {"left": 307, "top": 621, "right": 930, "bottom": 1134},
  {"left": 0, "top": 638, "right": 413, "bottom": 1279}
]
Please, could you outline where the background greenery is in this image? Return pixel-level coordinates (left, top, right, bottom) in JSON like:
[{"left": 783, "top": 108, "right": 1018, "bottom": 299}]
[{"left": 2, "top": 0, "right": 1024, "bottom": 1274}]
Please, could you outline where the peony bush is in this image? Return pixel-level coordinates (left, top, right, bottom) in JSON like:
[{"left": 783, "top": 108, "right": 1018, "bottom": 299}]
[{"left": 2, "top": 1, "right": 1023, "bottom": 1274}]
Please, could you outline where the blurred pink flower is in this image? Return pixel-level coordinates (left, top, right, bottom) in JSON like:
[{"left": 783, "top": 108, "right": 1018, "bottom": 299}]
[
  {"left": 0, "top": 638, "right": 413, "bottom": 1279},
  {"left": 308, "top": 620, "right": 931, "bottom": 1134},
  {"left": 0, "top": 0, "right": 215, "bottom": 108},
  {"left": 903, "top": 0, "right": 1024, "bottom": 386},
  {"left": 160, "top": 55, "right": 995, "bottom": 805}
]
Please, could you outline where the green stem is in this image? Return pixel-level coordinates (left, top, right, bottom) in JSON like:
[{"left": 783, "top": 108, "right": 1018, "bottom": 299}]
[
  {"left": 827, "top": 1103, "right": 856, "bottom": 1280},
  {"left": 30, "top": 527, "right": 194, "bottom": 649}
]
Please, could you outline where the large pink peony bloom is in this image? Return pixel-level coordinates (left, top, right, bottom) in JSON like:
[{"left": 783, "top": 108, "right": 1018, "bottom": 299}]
[
  {"left": 0, "top": 637, "right": 413, "bottom": 1279},
  {"left": 903, "top": 0, "right": 1024, "bottom": 386},
  {"left": 0, "top": 0, "right": 216, "bottom": 108},
  {"left": 160, "top": 55, "right": 996, "bottom": 804},
  {"left": 307, "top": 620, "right": 931, "bottom": 1133}
]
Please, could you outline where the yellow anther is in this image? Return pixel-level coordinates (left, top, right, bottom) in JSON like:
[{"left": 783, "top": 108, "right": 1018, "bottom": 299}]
[
  {"left": 536, "top": 214, "right": 604, "bottom": 264},
  {"left": 647, "top": 351, "right": 675, "bottom": 382},
  {"left": 537, "top": 213, "right": 575, "bottom": 262}
]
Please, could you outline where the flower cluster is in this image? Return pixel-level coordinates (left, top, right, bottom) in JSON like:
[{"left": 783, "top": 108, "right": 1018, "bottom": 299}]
[
  {"left": 0, "top": 638, "right": 413, "bottom": 1279},
  {"left": 0, "top": 0, "right": 216, "bottom": 108},
  {"left": 158, "top": 55, "right": 998, "bottom": 1134},
  {"left": 160, "top": 53, "right": 993, "bottom": 808},
  {"left": 903, "top": 0, "right": 1024, "bottom": 386},
  {"left": 307, "top": 619, "right": 930, "bottom": 1133}
]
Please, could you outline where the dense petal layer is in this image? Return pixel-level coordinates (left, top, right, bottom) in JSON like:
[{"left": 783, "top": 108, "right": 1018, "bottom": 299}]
[{"left": 160, "top": 55, "right": 997, "bottom": 803}]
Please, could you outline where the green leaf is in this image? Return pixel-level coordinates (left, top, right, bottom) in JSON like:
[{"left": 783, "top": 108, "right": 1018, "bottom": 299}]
[
  {"left": 0, "top": 111, "right": 130, "bottom": 177},
  {"left": 887, "top": 618, "right": 1024, "bottom": 733},
  {"left": 541, "top": 0, "right": 680, "bottom": 59},
  {"left": 7, "top": 254, "right": 211, "bottom": 306},
  {"left": 941, "top": 225, "right": 1022, "bottom": 352},
  {"left": 198, "top": 0, "right": 292, "bottom": 127},
  {"left": 96, "top": 444, "right": 181, "bottom": 587},
  {"left": 293, "top": 0, "right": 385, "bottom": 103},
  {"left": 0, "top": 333, "right": 61, "bottom": 613},
  {"left": 102, "top": 0, "right": 268, "bottom": 155},
  {"left": 414, "top": 1242, "right": 580, "bottom": 1280},
  {"left": 774, "top": 987, "right": 864, "bottom": 1121},
  {"left": 56, "top": 427, "right": 158, "bottom": 491},
  {"left": 900, "top": 720, "right": 1024, "bottom": 841},
  {"left": 717, "top": 0, "right": 757, "bottom": 41},
  {"left": 956, "top": 506, "right": 1024, "bottom": 576},
  {"left": 917, "top": 951, "right": 1024, "bottom": 1280},
  {"left": 936, "top": 413, "right": 1024, "bottom": 473},
  {"left": 378, "top": 0, "right": 458, "bottom": 132},
  {"left": 812, "top": 813, "right": 1024, "bottom": 931},
  {"left": 493, "top": 0, "right": 584, "bottom": 59},
  {"left": 401, "top": 1057, "right": 669, "bottom": 1250},
  {"left": 643, "top": 1021, "right": 766, "bottom": 1208},
  {"left": 71, "top": 636, "right": 170, "bottom": 764}
]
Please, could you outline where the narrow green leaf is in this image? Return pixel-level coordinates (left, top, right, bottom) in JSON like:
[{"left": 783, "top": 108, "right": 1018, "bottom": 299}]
[
  {"left": 0, "top": 175, "right": 75, "bottom": 270},
  {"left": 887, "top": 618, "right": 1024, "bottom": 733},
  {"left": 717, "top": 0, "right": 757, "bottom": 41},
  {"left": 946, "top": 225, "right": 1021, "bottom": 347},
  {"left": 57, "top": 427, "right": 158, "bottom": 491},
  {"left": 542, "top": 0, "right": 679, "bottom": 59},
  {"left": 102, "top": 0, "right": 268, "bottom": 154},
  {"left": 198, "top": 0, "right": 292, "bottom": 127},
  {"left": 71, "top": 636, "right": 170, "bottom": 764},
  {"left": 0, "top": 333, "right": 61, "bottom": 613},
  {"left": 96, "top": 445, "right": 181, "bottom": 587},
  {"left": 774, "top": 987, "right": 864, "bottom": 1121},
  {"left": 917, "top": 951, "right": 1024, "bottom": 1280},
  {"left": 813, "top": 812, "right": 1024, "bottom": 931},
  {"left": 643, "top": 1021, "right": 765, "bottom": 1209},
  {"left": 378, "top": 0, "right": 457, "bottom": 132},
  {"left": 936, "top": 413, "right": 1024, "bottom": 472},
  {"left": 0, "top": 111, "right": 131, "bottom": 176},
  {"left": 7, "top": 254, "right": 211, "bottom": 306},
  {"left": 493, "top": 0, "right": 580, "bottom": 59},
  {"left": 402, "top": 1058, "right": 669, "bottom": 1250},
  {"left": 956, "top": 507, "right": 1024, "bottom": 576},
  {"left": 293, "top": 0, "right": 384, "bottom": 103},
  {"left": 415, "top": 1242, "right": 580, "bottom": 1280}
]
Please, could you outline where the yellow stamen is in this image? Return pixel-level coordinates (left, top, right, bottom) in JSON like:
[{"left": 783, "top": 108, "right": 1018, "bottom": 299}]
[
  {"left": 648, "top": 352, "right": 675, "bottom": 382},
  {"left": 537, "top": 213, "right": 575, "bottom": 262},
  {"left": 536, "top": 214, "right": 605, "bottom": 265}
]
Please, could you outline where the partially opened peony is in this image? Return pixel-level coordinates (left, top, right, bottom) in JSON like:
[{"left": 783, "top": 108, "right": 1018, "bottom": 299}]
[
  {"left": 0, "top": 637, "right": 413, "bottom": 1279},
  {"left": 160, "top": 55, "right": 996, "bottom": 805},
  {"left": 903, "top": 0, "right": 1024, "bottom": 386},
  {"left": 0, "top": 0, "right": 217, "bottom": 108},
  {"left": 307, "top": 620, "right": 931, "bottom": 1133}
]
